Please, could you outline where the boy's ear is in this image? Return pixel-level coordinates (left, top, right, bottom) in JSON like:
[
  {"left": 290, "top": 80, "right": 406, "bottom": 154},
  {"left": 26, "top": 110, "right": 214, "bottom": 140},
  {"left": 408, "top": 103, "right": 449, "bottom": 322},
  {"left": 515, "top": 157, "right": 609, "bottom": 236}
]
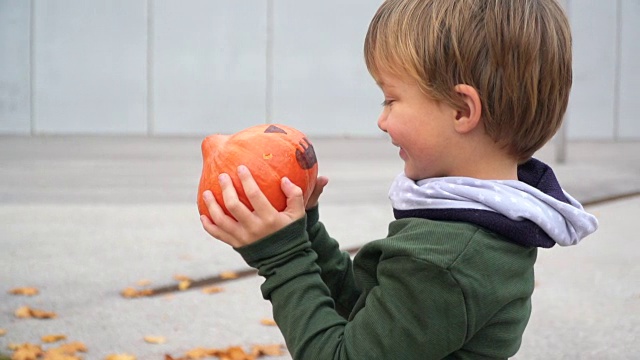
[{"left": 453, "top": 84, "right": 482, "bottom": 134}]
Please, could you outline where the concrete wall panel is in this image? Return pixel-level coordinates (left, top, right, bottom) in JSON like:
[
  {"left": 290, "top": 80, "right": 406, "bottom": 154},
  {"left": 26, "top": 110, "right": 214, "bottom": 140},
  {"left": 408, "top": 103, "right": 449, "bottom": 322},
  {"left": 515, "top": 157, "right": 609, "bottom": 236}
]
[
  {"left": 566, "top": 1, "right": 617, "bottom": 139},
  {"left": 0, "top": 0, "right": 31, "bottom": 134},
  {"left": 33, "top": 0, "right": 147, "bottom": 134},
  {"left": 152, "top": 0, "right": 267, "bottom": 135},
  {"left": 0, "top": 0, "right": 637, "bottom": 140},
  {"left": 271, "top": 0, "right": 384, "bottom": 137},
  {"left": 618, "top": 0, "right": 640, "bottom": 139}
]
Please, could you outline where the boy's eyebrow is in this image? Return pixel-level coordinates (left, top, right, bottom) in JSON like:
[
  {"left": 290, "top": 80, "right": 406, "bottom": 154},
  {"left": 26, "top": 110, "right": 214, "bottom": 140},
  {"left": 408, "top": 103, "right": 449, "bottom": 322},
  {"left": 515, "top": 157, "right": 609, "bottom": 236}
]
[{"left": 376, "top": 80, "right": 394, "bottom": 89}]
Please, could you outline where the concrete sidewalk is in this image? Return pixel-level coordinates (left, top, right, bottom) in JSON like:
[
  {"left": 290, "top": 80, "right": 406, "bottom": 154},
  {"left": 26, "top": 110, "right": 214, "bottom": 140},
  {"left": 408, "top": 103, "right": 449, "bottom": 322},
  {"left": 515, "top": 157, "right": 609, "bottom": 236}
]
[{"left": 1, "top": 136, "right": 639, "bottom": 359}]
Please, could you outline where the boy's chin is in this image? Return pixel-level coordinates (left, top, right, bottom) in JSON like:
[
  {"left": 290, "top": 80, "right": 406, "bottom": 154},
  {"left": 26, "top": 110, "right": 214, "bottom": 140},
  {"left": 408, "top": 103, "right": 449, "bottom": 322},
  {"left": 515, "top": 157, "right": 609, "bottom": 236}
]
[{"left": 404, "top": 167, "right": 424, "bottom": 181}]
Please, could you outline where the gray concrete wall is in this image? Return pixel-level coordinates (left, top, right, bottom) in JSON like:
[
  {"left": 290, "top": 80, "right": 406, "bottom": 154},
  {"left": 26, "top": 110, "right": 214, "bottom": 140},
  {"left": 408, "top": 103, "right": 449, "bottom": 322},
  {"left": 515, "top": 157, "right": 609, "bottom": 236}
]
[{"left": 0, "top": 0, "right": 638, "bottom": 139}]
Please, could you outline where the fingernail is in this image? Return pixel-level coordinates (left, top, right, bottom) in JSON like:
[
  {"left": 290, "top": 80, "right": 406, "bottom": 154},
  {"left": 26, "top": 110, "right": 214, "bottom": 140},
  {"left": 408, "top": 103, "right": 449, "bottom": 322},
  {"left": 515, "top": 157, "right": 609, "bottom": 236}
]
[
  {"left": 218, "top": 173, "right": 229, "bottom": 183},
  {"left": 203, "top": 190, "right": 213, "bottom": 200},
  {"left": 282, "top": 177, "right": 291, "bottom": 185},
  {"left": 238, "top": 165, "right": 247, "bottom": 174}
]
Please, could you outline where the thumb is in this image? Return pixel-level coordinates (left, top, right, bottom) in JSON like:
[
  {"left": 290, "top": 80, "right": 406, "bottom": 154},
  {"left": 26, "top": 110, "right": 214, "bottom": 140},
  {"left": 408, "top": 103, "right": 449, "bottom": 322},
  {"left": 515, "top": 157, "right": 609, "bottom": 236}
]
[
  {"left": 281, "top": 177, "right": 305, "bottom": 218},
  {"left": 306, "top": 176, "right": 329, "bottom": 210}
]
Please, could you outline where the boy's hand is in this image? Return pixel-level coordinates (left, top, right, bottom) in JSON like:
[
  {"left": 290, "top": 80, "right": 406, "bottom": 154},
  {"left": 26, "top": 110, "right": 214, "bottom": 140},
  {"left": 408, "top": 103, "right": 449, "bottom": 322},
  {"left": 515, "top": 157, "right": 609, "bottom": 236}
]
[
  {"left": 200, "top": 165, "right": 305, "bottom": 248},
  {"left": 306, "top": 176, "right": 329, "bottom": 210}
]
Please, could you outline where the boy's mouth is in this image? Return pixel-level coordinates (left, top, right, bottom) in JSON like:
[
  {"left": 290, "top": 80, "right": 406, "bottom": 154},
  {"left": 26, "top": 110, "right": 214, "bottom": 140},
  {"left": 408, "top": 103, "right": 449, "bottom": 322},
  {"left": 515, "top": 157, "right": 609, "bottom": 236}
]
[{"left": 399, "top": 148, "right": 407, "bottom": 160}]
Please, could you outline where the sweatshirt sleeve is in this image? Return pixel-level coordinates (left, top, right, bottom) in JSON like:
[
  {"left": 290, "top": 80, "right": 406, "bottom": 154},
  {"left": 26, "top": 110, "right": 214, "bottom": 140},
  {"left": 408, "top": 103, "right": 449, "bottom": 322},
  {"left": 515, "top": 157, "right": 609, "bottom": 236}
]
[
  {"left": 236, "top": 217, "right": 468, "bottom": 359},
  {"left": 304, "top": 206, "right": 360, "bottom": 317}
]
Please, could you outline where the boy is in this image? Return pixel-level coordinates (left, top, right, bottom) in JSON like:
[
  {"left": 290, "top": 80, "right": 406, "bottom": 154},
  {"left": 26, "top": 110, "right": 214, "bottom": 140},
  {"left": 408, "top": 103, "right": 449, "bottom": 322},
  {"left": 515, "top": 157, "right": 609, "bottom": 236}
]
[{"left": 200, "top": 0, "right": 598, "bottom": 358}]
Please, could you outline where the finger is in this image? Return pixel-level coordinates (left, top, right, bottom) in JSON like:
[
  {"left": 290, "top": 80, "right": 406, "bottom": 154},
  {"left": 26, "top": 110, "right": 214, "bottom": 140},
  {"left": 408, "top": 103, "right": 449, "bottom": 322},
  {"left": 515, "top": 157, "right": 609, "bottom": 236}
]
[
  {"left": 219, "top": 172, "right": 254, "bottom": 223},
  {"left": 203, "top": 190, "right": 242, "bottom": 234},
  {"left": 200, "top": 215, "right": 239, "bottom": 247},
  {"left": 306, "top": 176, "right": 329, "bottom": 209},
  {"left": 237, "top": 165, "right": 274, "bottom": 215},
  {"left": 281, "top": 177, "right": 305, "bottom": 219}
]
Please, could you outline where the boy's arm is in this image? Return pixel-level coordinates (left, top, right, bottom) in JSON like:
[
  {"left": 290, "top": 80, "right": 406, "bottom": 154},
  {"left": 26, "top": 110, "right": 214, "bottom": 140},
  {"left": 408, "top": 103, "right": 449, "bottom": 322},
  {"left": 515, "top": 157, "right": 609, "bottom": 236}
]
[
  {"left": 304, "top": 206, "right": 359, "bottom": 317},
  {"left": 236, "top": 218, "right": 467, "bottom": 359}
]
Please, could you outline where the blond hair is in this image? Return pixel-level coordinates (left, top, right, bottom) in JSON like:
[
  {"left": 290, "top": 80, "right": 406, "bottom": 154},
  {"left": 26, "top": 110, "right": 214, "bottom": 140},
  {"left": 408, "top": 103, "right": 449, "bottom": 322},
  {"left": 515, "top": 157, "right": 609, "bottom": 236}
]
[{"left": 365, "top": 0, "right": 572, "bottom": 161}]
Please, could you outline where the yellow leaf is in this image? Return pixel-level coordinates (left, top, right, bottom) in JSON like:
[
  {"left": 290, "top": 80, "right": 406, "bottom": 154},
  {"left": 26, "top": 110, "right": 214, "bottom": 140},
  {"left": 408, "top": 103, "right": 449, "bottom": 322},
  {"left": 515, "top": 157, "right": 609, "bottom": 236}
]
[
  {"left": 184, "top": 348, "right": 213, "bottom": 359},
  {"left": 104, "top": 354, "right": 136, "bottom": 360},
  {"left": 259, "top": 318, "right": 277, "bottom": 326},
  {"left": 136, "top": 279, "right": 152, "bottom": 287},
  {"left": 55, "top": 341, "right": 88, "bottom": 354},
  {"left": 251, "top": 344, "right": 285, "bottom": 356},
  {"left": 8, "top": 343, "right": 43, "bottom": 360},
  {"left": 9, "top": 287, "right": 39, "bottom": 296},
  {"left": 173, "top": 274, "right": 191, "bottom": 282},
  {"left": 15, "top": 306, "right": 32, "bottom": 318},
  {"left": 144, "top": 335, "right": 167, "bottom": 344},
  {"left": 121, "top": 287, "right": 153, "bottom": 298},
  {"left": 42, "top": 347, "right": 82, "bottom": 360},
  {"left": 201, "top": 286, "right": 223, "bottom": 294},
  {"left": 121, "top": 287, "right": 139, "bottom": 298},
  {"left": 0, "top": 328, "right": 6, "bottom": 336},
  {"left": 220, "top": 271, "right": 239, "bottom": 280},
  {"left": 14, "top": 306, "right": 56, "bottom": 319},
  {"left": 30, "top": 307, "right": 57, "bottom": 319},
  {"left": 178, "top": 280, "right": 191, "bottom": 291},
  {"left": 222, "top": 346, "right": 252, "bottom": 360},
  {"left": 41, "top": 334, "right": 67, "bottom": 343}
]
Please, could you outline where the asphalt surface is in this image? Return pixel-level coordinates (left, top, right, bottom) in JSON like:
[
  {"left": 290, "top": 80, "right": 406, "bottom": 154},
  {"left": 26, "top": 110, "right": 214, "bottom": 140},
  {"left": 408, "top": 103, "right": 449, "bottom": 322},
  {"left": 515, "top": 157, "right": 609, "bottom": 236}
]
[{"left": 1, "top": 136, "right": 639, "bottom": 359}]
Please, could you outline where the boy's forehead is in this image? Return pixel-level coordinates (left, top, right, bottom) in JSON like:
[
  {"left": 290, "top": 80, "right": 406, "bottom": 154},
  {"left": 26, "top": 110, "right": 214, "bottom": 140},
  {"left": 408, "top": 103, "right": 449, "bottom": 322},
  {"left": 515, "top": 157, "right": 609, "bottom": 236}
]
[
  {"left": 376, "top": 74, "right": 404, "bottom": 89},
  {"left": 375, "top": 74, "right": 397, "bottom": 88}
]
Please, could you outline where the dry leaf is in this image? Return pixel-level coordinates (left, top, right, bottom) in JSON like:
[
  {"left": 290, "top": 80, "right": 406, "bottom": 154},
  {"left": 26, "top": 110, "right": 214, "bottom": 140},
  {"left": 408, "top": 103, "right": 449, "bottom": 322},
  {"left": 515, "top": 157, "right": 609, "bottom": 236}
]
[
  {"left": 9, "top": 287, "right": 39, "bottom": 296},
  {"left": 178, "top": 280, "right": 191, "bottom": 291},
  {"left": 251, "top": 344, "right": 285, "bottom": 357},
  {"left": 220, "top": 271, "right": 239, "bottom": 280},
  {"left": 121, "top": 287, "right": 153, "bottom": 298},
  {"left": 224, "top": 346, "right": 254, "bottom": 360},
  {"left": 136, "top": 279, "right": 152, "bottom": 287},
  {"left": 8, "top": 343, "right": 43, "bottom": 360},
  {"left": 121, "top": 287, "right": 140, "bottom": 298},
  {"left": 184, "top": 348, "right": 215, "bottom": 359},
  {"left": 259, "top": 318, "right": 277, "bottom": 326},
  {"left": 42, "top": 334, "right": 67, "bottom": 343},
  {"left": 0, "top": 328, "right": 6, "bottom": 336},
  {"left": 42, "top": 347, "right": 82, "bottom": 360},
  {"left": 14, "top": 306, "right": 57, "bottom": 319},
  {"left": 30, "top": 308, "right": 58, "bottom": 319},
  {"left": 54, "top": 341, "right": 88, "bottom": 354},
  {"left": 202, "top": 286, "right": 224, "bottom": 294},
  {"left": 173, "top": 274, "right": 191, "bottom": 282},
  {"left": 172, "top": 344, "right": 285, "bottom": 360},
  {"left": 15, "top": 306, "right": 32, "bottom": 318},
  {"left": 105, "top": 354, "right": 136, "bottom": 360},
  {"left": 144, "top": 335, "right": 167, "bottom": 344}
]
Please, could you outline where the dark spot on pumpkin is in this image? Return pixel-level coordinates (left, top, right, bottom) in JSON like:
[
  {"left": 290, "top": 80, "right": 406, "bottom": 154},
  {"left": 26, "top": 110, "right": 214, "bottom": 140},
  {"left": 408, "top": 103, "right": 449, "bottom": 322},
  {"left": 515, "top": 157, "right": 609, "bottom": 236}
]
[
  {"left": 264, "top": 125, "right": 287, "bottom": 134},
  {"left": 296, "top": 137, "right": 317, "bottom": 170}
]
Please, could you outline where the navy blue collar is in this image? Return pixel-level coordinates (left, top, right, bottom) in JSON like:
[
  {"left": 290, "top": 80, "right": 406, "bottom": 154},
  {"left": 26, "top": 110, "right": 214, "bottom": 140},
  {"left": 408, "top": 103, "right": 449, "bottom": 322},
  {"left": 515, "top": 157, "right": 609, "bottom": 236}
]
[{"left": 393, "top": 159, "right": 568, "bottom": 248}]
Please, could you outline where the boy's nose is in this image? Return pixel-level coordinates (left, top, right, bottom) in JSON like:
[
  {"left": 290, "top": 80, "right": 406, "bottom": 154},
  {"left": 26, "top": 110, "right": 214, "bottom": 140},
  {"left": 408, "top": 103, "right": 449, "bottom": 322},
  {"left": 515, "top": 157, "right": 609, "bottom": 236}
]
[{"left": 377, "top": 112, "right": 388, "bottom": 133}]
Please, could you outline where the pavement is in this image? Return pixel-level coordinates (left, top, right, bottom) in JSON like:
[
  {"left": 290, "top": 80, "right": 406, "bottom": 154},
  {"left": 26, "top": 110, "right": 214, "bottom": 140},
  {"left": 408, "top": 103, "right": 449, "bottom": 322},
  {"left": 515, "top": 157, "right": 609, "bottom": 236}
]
[{"left": 0, "top": 135, "right": 639, "bottom": 359}]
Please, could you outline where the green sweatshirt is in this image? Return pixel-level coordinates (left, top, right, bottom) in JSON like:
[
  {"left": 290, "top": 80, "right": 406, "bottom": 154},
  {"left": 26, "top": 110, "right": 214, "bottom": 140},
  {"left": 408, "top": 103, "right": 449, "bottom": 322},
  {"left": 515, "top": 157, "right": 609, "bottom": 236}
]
[{"left": 236, "top": 207, "right": 537, "bottom": 359}]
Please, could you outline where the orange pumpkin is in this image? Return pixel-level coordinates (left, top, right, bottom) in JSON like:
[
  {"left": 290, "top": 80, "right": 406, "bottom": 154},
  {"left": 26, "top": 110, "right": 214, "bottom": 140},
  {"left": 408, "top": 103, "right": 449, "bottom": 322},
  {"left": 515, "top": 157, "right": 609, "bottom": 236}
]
[{"left": 197, "top": 124, "right": 318, "bottom": 220}]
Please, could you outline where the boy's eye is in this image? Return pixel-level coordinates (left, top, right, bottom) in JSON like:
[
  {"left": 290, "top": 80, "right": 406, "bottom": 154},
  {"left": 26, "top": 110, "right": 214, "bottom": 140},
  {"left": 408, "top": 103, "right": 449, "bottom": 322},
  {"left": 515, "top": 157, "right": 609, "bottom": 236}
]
[{"left": 381, "top": 99, "right": 394, "bottom": 107}]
